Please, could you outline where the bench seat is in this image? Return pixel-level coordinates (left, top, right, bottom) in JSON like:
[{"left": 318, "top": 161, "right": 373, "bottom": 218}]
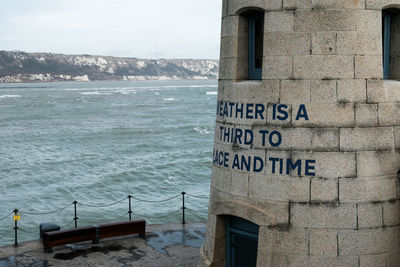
[{"left": 42, "top": 220, "right": 146, "bottom": 252}]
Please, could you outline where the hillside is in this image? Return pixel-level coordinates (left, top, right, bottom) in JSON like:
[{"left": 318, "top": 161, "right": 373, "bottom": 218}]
[{"left": 0, "top": 51, "right": 219, "bottom": 82}]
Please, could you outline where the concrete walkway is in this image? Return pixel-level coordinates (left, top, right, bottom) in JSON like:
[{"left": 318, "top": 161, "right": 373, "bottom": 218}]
[{"left": 0, "top": 222, "right": 205, "bottom": 267}]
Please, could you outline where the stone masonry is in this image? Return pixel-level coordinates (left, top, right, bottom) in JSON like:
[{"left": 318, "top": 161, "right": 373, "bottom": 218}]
[{"left": 200, "top": 0, "right": 400, "bottom": 266}]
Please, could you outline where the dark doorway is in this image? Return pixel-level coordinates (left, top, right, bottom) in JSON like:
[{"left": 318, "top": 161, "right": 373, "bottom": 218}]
[{"left": 226, "top": 216, "right": 259, "bottom": 267}]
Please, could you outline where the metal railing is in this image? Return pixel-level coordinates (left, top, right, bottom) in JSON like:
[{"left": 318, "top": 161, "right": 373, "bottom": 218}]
[{"left": 0, "top": 191, "right": 209, "bottom": 247}]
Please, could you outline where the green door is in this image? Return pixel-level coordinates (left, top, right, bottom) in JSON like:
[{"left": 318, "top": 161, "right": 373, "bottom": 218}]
[{"left": 226, "top": 216, "right": 259, "bottom": 267}]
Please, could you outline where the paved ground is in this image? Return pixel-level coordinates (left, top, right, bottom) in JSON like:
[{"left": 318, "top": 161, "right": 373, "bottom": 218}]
[{"left": 0, "top": 222, "right": 205, "bottom": 267}]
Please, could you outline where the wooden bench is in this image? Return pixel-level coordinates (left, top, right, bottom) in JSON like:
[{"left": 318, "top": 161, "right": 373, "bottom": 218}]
[{"left": 42, "top": 220, "right": 146, "bottom": 252}]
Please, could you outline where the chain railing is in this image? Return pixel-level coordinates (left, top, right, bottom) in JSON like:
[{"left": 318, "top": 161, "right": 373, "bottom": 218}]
[{"left": 0, "top": 191, "right": 208, "bottom": 247}]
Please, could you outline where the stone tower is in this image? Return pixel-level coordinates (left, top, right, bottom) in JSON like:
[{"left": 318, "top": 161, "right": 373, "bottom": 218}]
[{"left": 200, "top": 0, "right": 400, "bottom": 266}]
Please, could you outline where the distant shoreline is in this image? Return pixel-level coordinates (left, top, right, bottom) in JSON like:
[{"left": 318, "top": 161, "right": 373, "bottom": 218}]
[
  {"left": 0, "top": 76, "right": 218, "bottom": 84},
  {"left": 0, "top": 50, "right": 219, "bottom": 83}
]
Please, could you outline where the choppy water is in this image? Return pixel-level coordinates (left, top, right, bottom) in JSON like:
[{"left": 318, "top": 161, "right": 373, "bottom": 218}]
[{"left": 0, "top": 80, "right": 216, "bottom": 245}]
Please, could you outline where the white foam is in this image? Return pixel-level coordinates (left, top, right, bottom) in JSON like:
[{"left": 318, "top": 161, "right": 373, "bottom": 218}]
[
  {"left": 163, "top": 98, "right": 176, "bottom": 101},
  {"left": 194, "top": 127, "right": 212, "bottom": 134},
  {"left": 80, "top": 91, "right": 112, "bottom": 95},
  {"left": 0, "top": 95, "right": 21, "bottom": 99},
  {"left": 206, "top": 91, "right": 217, "bottom": 95}
]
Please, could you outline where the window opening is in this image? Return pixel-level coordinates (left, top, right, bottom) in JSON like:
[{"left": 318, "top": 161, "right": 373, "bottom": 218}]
[
  {"left": 382, "top": 8, "right": 400, "bottom": 79},
  {"left": 248, "top": 12, "right": 264, "bottom": 80},
  {"left": 226, "top": 216, "right": 259, "bottom": 267},
  {"left": 383, "top": 11, "right": 391, "bottom": 79}
]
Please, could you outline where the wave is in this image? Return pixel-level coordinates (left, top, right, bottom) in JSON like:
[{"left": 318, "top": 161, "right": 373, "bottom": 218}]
[
  {"left": 80, "top": 91, "right": 112, "bottom": 95},
  {"left": 161, "top": 85, "right": 218, "bottom": 88},
  {"left": 206, "top": 91, "right": 217, "bottom": 95},
  {"left": 0, "top": 95, "right": 21, "bottom": 99},
  {"left": 194, "top": 126, "right": 213, "bottom": 134},
  {"left": 163, "top": 98, "right": 176, "bottom": 101}
]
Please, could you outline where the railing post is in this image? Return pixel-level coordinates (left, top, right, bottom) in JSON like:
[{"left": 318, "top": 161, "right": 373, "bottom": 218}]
[
  {"left": 181, "top": 192, "right": 186, "bottom": 224},
  {"left": 13, "top": 209, "right": 18, "bottom": 247},
  {"left": 128, "top": 195, "right": 132, "bottom": 221},
  {"left": 73, "top": 201, "right": 78, "bottom": 228}
]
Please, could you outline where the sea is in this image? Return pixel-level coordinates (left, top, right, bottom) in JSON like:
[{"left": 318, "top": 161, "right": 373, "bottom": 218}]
[{"left": 0, "top": 80, "right": 217, "bottom": 245}]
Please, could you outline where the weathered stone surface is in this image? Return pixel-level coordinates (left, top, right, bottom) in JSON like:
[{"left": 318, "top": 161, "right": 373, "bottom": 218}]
[
  {"left": 337, "top": 79, "right": 367, "bottom": 103},
  {"left": 264, "top": 32, "right": 311, "bottom": 56},
  {"left": 230, "top": 80, "right": 280, "bottom": 103},
  {"left": 338, "top": 227, "right": 399, "bottom": 255},
  {"left": 311, "top": 80, "right": 336, "bottom": 102},
  {"left": 288, "top": 255, "right": 358, "bottom": 267},
  {"left": 211, "top": 166, "right": 232, "bottom": 194},
  {"left": 292, "top": 103, "right": 354, "bottom": 128},
  {"left": 291, "top": 203, "right": 357, "bottom": 229},
  {"left": 337, "top": 32, "right": 381, "bottom": 55},
  {"left": 292, "top": 151, "right": 356, "bottom": 178},
  {"left": 265, "top": 11, "right": 294, "bottom": 32},
  {"left": 280, "top": 80, "right": 311, "bottom": 103},
  {"left": 355, "top": 56, "right": 383, "bottom": 79},
  {"left": 311, "top": 128, "right": 340, "bottom": 151},
  {"left": 358, "top": 203, "right": 383, "bottom": 229},
  {"left": 339, "top": 177, "right": 398, "bottom": 203},
  {"left": 249, "top": 174, "right": 310, "bottom": 202},
  {"left": 311, "top": 32, "right": 336, "bottom": 55},
  {"left": 217, "top": 80, "right": 228, "bottom": 101},
  {"left": 359, "top": 254, "right": 387, "bottom": 267},
  {"left": 230, "top": 171, "right": 249, "bottom": 197},
  {"left": 283, "top": 0, "right": 312, "bottom": 9},
  {"left": 356, "top": 10, "right": 381, "bottom": 32},
  {"left": 383, "top": 200, "right": 400, "bottom": 227},
  {"left": 309, "top": 230, "right": 338, "bottom": 256},
  {"left": 218, "top": 58, "right": 237, "bottom": 80},
  {"left": 395, "top": 126, "right": 400, "bottom": 150},
  {"left": 293, "top": 55, "right": 354, "bottom": 79},
  {"left": 357, "top": 151, "right": 400, "bottom": 177},
  {"left": 378, "top": 103, "right": 400, "bottom": 126},
  {"left": 355, "top": 103, "right": 378, "bottom": 127},
  {"left": 221, "top": 16, "right": 237, "bottom": 38},
  {"left": 263, "top": 56, "right": 293, "bottom": 79},
  {"left": 367, "top": 80, "right": 400, "bottom": 103},
  {"left": 220, "top": 36, "right": 237, "bottom": 59},
  {"left": 311, "top": 178, "right": 338, "bottom": 202},
  {"left": 387, "top": 249, "right": 400, "bottom": 267},
  {"left": 257, "top": 252, "right": 289, "bottom": 267},
  {"left": 259, "top": 228, "right": 308, "bottom": 255},
  {"left": 294, "top": 10, "right": 356, "bottom": 32},
  {"left": 312, "top": 0, "right": 365, "bottom": 9},
  {"left": 340, "top": 127, "right": 394, "bottom": 151},
  {"left": 221, "top": 0, "right": 228, "bottom": 18}
]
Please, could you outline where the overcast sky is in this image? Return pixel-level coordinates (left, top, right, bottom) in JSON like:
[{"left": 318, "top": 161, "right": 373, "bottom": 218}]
[{"left": 0, "top": 0, "right": 222, "bottom": 59}]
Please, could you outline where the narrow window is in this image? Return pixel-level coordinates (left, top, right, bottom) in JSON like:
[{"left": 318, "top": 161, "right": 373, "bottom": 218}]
[
  {"left": 383, "top": 10, "right": 391, "bottom": 79},
  {"left": 248, "top": 12, "right": 264, "bottom": 80},
  {"left": 237, "top": 10, "right": 264, "bottom": 80},
  {"left": 382, "top": 8, "right": 400, "bottom": 79}
]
